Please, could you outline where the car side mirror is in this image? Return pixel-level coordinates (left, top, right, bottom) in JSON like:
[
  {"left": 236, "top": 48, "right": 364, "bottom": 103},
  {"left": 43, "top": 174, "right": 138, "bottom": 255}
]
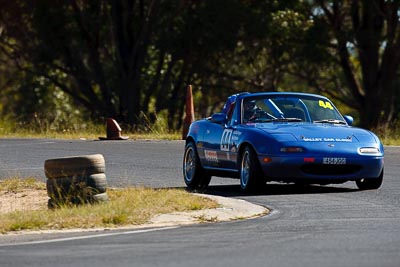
[
  {"left": 343, "top": 115, "right": 354, "bottom": 126},
  {"left": 210, "top": 113, "right": 228, "bottom": 124}
]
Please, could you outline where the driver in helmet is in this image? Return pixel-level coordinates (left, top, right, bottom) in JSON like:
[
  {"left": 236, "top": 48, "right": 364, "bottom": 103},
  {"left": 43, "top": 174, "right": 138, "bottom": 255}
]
[{"left": 243, "top": 100, "right": 258, "bottom": 122}]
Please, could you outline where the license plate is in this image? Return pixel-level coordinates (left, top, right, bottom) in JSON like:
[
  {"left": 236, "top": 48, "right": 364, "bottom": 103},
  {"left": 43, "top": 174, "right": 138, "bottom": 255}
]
[{"left": 323, "top": 157, "right": 346, "bottom": 165}]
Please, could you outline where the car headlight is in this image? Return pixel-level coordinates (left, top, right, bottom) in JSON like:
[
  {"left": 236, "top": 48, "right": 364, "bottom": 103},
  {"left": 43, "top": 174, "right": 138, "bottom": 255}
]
[{"left": 359, "top": 147, "right": 380, "bottom": 154}]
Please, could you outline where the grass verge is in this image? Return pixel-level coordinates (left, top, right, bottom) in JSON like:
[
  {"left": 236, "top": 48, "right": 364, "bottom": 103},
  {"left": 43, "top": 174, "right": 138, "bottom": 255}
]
[
  {"left": 0, "top": 118, "right": 181, "bottom": 140},
  {"left": 0, "top": 178, "right": 218, "bottom": 234},
  {"left": 0, "top": 177, "right": 46, "bottom": 192},
  {"left": 0, "top": 130, "right": 181, "bottom": 141}
]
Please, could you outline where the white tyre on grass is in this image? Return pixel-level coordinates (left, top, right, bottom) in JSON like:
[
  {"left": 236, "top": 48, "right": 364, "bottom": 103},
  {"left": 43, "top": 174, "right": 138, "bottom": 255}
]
[{"left": 92, "top": 192, "right": 109, "bottom": 202}]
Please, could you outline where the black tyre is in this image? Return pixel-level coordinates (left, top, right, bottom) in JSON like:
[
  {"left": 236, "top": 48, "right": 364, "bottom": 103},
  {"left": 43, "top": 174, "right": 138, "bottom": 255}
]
[
  {"left": 46, "top": 177, "right": 73, "bottom": 200},
  {"left": 240, "top": 146, "right": 265, "bottom": 192},
  {"left": 83, "top": 173, "right": 108, "bottom": 193},
  {"left": 46, "top": 173, "right": 107, "bottom": 199},
  {"left": 183, "top": 142, "right": 211, "bottom": 189},
  {"left": 48, "top": 198, "right": 58, "bottom": 209},
  {"left": 356, "top": 169, "right": 383, "bottom": 190},
  {"left": 44, "top": 154, "right": 105, "bottom": 179}
]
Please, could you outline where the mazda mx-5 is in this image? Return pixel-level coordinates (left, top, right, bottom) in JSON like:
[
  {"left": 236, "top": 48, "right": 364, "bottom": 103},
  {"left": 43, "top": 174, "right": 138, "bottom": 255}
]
[{"left": 183, "top": 92, "right": 384, "bottom": 191}]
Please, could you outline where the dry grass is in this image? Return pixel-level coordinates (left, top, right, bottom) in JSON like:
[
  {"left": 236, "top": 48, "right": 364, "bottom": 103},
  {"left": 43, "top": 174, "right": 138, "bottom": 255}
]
[
  {"left": 0, "top": 178, "right": 218, "bottom": 233},
  {"left": 0, "top": 131, "right": 181, "bottom": 141},
  {"left": 0, "top": 177, "right": 46, "bottom": 192},
  {"left": 380, "top": 135, "right": 400, "bottom": 146},
  {"left": 0, "top": 118, "right": 181, "bottom": 141}
]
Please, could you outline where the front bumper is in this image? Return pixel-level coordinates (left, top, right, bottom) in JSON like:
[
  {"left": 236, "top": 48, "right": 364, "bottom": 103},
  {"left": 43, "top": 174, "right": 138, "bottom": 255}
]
[{"left": 258, "top": 155, "right": 384, "bottom": 182}]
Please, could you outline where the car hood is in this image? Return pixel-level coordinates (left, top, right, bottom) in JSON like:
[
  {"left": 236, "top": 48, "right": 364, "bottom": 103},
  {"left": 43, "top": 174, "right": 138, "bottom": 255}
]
[{"left": 252, "top": 123, "right": 378, "bottom": 144}]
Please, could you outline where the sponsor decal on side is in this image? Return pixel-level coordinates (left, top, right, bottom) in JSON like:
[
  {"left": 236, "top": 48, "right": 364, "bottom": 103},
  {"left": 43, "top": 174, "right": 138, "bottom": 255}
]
[
  {"left": 302, "top": 137, "right": 352, "bottom": 142},
  {"left": 205, "top": 150, "right": 218, "bottom": 163},
  {"left": 231, "top": 131, "right": 242, "bottom": 141}
]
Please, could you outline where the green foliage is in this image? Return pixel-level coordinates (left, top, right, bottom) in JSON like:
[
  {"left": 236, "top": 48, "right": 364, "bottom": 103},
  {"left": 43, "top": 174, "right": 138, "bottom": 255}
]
[
  {"left": 0, "top": 113, "right": 103, "bottom": 139},
  {"left": 0, "top": 0, "right": 399, "bottom": 132}
]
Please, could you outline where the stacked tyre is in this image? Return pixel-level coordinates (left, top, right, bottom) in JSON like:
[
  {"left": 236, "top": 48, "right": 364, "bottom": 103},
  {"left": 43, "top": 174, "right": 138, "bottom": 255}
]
[{"left": 44, "top": 154, "right": 108, "bottom": 208}]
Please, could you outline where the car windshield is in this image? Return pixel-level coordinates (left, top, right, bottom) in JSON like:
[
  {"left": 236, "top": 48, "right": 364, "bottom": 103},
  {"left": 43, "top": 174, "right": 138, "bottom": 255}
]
[{"left": 241, "top": 95, "right": 345, "bottom": 124}]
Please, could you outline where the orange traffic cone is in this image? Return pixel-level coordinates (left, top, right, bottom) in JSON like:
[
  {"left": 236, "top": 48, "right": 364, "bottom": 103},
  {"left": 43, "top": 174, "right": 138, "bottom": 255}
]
[
  {"left": 99, "top": 118, "right": 129, "bottom": 140},
  {"left": 182, "top": 85, "right": 195, "bottom": 140}
]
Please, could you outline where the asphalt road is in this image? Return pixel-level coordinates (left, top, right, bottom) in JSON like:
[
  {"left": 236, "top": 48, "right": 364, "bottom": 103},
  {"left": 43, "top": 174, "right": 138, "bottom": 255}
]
[{"left": 0, "top": 138, "right": 399, "bottom": 267}]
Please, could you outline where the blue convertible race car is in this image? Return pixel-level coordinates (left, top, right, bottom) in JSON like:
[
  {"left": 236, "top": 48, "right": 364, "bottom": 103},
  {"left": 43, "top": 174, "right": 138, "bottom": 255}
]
[{"left": 183, "top": 92, "right": 384, "bottom": 191}]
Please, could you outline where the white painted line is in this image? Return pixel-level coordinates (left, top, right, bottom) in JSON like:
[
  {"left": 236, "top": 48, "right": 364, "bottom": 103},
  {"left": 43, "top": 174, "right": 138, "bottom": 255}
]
[{"left": 0, "top": 226, "right": 179, "bottom": 247}]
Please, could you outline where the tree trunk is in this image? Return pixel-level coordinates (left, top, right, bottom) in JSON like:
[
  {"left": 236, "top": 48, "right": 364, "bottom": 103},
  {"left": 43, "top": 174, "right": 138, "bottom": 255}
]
[{"left": 320, "top": 0, "right": 400, "bottom": 129}]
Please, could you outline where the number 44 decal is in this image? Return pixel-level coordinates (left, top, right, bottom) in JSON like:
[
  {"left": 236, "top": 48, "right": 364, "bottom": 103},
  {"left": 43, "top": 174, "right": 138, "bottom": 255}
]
[
  {"left": 220, "top": 129, "right": 233, "bottom": 151},
  {"left": 319, "top": 100, "right": 333, "bottom": 110}
]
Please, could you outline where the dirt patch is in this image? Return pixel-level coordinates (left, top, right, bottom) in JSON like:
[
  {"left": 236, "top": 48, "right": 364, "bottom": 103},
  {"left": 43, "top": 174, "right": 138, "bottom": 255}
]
[{"left": 0, "top": 189, "right": 48, "bottom": 214}]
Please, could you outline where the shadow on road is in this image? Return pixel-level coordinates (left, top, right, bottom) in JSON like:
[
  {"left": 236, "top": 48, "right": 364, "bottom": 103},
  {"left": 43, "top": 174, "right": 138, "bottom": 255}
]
[{"left": 188, "top": 183, "right": 359, "bottom": 198}]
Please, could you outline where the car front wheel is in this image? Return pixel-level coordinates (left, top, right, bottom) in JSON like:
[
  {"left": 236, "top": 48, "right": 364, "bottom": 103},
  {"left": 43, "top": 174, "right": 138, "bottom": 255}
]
[
  {"left": 356, "top": 169, "right": 383, "bottom": 190},
  {"left": 240, "top": 146, "right": 264, "bottom": 192},
  {"left": 183, "top": 142, "right": 211, "bottom": 190}
]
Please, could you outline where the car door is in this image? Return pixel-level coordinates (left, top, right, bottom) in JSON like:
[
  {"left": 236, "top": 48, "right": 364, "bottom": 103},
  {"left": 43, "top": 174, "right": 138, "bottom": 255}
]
[
  {"left": 201, "top": 102, "right": 239, "bottom": 170},
  {"left": 202, "top": 122, "right": 239, "bottom": 170},
  {"left": 201, "top": 119, "right": 226, "bottom": 168}
]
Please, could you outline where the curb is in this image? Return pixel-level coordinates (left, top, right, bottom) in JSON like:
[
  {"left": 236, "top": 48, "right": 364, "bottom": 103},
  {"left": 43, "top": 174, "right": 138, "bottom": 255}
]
[
  {"left": 150, "top": 194, "right": 269, "bottom": 226},
  {"left": 1, "top": 195, "right": 268, "bottom": 237}
]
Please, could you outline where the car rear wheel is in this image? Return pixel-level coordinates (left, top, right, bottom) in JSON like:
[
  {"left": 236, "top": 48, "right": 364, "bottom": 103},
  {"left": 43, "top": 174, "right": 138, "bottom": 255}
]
[
  {"left": 356, "top": 169, "right": 383, "bottom": 190},
  {"left": 183, "top": 142, "right": 211, "bottom": 190},
  {"left": 240, "top": 146, "right": 265, "bottom": 192}
]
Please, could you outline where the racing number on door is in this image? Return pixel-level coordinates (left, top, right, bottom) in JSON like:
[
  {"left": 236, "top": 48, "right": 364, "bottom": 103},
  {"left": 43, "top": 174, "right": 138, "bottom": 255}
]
[{"left": 221, "top": 129, "right": 233, "bottom": 151}]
